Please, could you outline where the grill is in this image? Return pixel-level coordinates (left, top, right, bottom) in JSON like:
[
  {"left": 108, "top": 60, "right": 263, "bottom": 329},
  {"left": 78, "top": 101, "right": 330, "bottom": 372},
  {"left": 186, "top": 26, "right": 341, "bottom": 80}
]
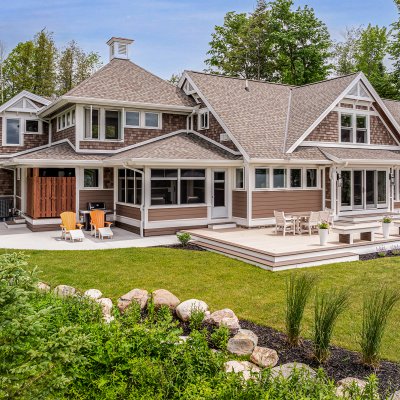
[
  {"left": 0, "top": 198, "right": 13, "bottom": 220},
  {"left": 88, "top": 202, "right": 106, "bottom": 210}
]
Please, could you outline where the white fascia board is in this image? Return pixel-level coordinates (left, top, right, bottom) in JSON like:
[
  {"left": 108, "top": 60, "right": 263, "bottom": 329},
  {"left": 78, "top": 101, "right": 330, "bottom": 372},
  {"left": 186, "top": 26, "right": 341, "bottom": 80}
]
[
  {"left": 183, "top": 73, "right": 251, "bottom": 162},
  {"left": 10, "top": 159, "right": 104, "bottom": 167},
  {"left": 249, "top": 158, "right": 332, "bottom": 165},
  {"left": 301, "top": 141, "right": 400, "bottom": 151},
  {"left": 0, "top": 90, "right": 51, "bottom": 113},
  {"left": 188, "top": 129, "right": 242, "bottom": 156},
  {"left": 119, "top": 159, "right": 242, "bottom": 167},
  {"left": 286, "top": 73, "right": 363, "bottom": 153}
]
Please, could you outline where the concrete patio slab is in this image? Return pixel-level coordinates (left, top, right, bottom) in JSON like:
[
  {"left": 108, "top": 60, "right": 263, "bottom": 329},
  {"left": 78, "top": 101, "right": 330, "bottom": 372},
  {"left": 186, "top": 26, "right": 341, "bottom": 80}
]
[{"left": 0, "top": 223, "right": 179, "bottom": 250}]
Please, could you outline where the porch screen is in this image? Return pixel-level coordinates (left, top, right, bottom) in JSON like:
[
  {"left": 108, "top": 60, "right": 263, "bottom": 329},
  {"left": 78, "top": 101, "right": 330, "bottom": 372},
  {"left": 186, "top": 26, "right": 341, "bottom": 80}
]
[{"left": 118, "top": 169, "right": 142, "bottom": 205}]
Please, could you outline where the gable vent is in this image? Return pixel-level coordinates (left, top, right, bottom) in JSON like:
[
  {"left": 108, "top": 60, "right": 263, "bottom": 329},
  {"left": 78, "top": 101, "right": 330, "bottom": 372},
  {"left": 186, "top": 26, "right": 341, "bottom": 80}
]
[{"left": 107, "top": 37, "right": 134, "bottom": 61}]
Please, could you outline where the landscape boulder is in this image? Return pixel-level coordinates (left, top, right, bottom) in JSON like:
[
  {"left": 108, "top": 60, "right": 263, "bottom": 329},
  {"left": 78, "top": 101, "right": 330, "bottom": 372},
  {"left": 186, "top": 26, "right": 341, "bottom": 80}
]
[
  {"left": 391, "top": 390, "right": 400, "bottom": 400},
  {"left": 37, "top": 281, "right": 51, "bottom": 293},
  {"left": 118, "top": 288, "right": 149, "bottom": 312},
  {"left": 84, "top": 289, "right": 102, "bottom": 300},
  {"left": 227, "top": 329, "right": 258, "bottom": 355},
  {"left": 176, "top": 299, "right": 209, "bottom": 321},
  {"left": 152, "top": 289, "right": 180, "bottom": 310},
  {"left": 54, "top": 284, "right": 76, "bottom": 298},
  {"left": 224, "top": 360, "right": 260, "bottom": 381},
  {"left": 271, "top": 362, "right": 316, "bottom": 379},
  {"left": 336, "top": 377, "right": 367, "bottom": 397},
  {"left": 205, "top": 308, "right": 240, "bottom": 332},
  {"left": 250, "top": 346, "right": 279, "bottom": 368}
]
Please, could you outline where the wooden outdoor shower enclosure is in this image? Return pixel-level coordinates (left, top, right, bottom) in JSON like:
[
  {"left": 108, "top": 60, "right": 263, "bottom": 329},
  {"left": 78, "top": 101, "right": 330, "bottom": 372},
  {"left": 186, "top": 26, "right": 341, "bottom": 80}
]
[{"left": 26, "top": 168, "right": 76, "bottom": 218}]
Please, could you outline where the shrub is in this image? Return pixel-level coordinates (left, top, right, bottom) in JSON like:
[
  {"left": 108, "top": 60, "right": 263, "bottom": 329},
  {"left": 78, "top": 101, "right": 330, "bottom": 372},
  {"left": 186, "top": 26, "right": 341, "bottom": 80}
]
[
  {"left": 318, "top": 221, "right": 329, "bottom": 230},
  {"left": 382, "top": 216, "right": 392, "bottom": 223},
  {"left": 177, "top": 232, "right": 191, "bottom": 246},
  {"left": 313, "top": 289, "right": 349, "bottom": 363},
  {"left": 285, "top": 273, "right": 317, "bottom": 346},
  {"left": 189, "top": 305, "right": 205, "bottom": 331},
  {"left": 376, "top": 246, "right": 387, "bottom": 257},
  {"left": 392, "top": 245, "right": 400, "bottom": 256},
  {"left": 210, "top": 326, "right": 230, "bottom": 350},
  {"left": 361, "top": 287, "right": 400, "bottom": 366}
]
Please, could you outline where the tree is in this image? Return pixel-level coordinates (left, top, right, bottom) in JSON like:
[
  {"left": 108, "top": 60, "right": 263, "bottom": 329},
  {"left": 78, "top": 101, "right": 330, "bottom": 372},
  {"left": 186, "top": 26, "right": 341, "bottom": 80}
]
[
  {"left": 0, "top": 40, "right": 6, "bottom": 104},
  {"left": 57, "top": 40, "right": 101, "bottom": 94},
  {"left": 205, "top": 0, "right": 332, "bottom": 84},
  {"left": 389, "top": 0, "right": 400, "bottom": 99},
  {"left": 168, "top": 73, "right": 182, "bottom": 85},
  {"left": 332, "top": 26, "right": 363, "bottom": 76}
]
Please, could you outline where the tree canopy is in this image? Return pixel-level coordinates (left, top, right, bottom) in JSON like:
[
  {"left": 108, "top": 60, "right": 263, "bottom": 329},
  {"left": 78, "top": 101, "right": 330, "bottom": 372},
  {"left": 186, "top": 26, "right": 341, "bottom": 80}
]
[{"left": 0, "top": 30, "right": 102, "bottom": 104}]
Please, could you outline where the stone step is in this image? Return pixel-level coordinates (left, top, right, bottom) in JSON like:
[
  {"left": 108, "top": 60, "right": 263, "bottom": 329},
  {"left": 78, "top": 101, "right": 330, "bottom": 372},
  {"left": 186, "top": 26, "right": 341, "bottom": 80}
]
[
  {"left": 207, "top": 223, "right": 237, "bottom": 230},
  {"left": 5, "top": 220, "right": 27, "bottom": 229}
]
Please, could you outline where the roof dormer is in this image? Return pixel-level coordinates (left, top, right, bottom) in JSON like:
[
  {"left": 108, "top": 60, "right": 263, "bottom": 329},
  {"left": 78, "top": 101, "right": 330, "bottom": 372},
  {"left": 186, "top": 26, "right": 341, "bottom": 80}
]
[{"left": 106, "top": 37, "right": 134, "bottom": 61}]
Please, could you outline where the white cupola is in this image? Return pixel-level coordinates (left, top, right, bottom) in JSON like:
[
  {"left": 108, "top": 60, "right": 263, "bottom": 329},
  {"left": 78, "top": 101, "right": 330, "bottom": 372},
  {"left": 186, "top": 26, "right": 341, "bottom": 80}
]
[{"left": 106, "top": 37, "right": 134, "bottom": 61}]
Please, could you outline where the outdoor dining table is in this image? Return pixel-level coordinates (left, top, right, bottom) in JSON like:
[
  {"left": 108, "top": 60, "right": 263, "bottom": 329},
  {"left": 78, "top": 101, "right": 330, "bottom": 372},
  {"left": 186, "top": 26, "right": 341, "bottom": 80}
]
[{"left": 286, "top": 211, "right": 312, "bottom": 235}]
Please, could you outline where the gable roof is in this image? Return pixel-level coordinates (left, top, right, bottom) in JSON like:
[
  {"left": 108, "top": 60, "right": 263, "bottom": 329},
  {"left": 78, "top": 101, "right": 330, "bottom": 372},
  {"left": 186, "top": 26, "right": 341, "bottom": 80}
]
[
  {"left": 185, "top": 71, "right": 292, "bottom": 160},
  {"left": 64, "top": 58, "right": 195, "bottom": 108},
  {"left": 383, "top": 99, "right": 400, "bottom": 127},
  {"left": 108, "top": 132, "right": 240, "bottom": 163},
  {"left": 285, "top": 73, "right": 359, "bottom": 152},
  {"left": 0, "top": 90, "right": 51, "bottom": 113}
]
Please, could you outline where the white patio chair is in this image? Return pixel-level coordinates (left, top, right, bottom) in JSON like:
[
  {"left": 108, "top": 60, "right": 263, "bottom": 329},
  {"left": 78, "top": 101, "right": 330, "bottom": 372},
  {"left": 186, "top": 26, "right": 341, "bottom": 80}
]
[
  {"left": 274, "top": 211, "right": 295, "bottom": 236},
  {"left": 301, "top": 211, "right": 320, "bottom": 235}
]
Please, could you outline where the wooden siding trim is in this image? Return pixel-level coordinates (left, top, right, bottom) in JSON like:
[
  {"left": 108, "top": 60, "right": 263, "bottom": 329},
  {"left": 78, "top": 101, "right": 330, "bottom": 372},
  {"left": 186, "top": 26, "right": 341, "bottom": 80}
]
[
  {"left": 148, "top": 206, "right": 207, "bottom": 221},
  {"left": 232, "top": 190, "right": 247, "bottom": 219},
  {"left": 79, "top": 189, "right": 114, "bottom": 210},
  {"left": 252, "top": 190, "right": 323, "bottom": 218},
  {"left": 116, "top": 203, "right": 141, "bottom": 220}
]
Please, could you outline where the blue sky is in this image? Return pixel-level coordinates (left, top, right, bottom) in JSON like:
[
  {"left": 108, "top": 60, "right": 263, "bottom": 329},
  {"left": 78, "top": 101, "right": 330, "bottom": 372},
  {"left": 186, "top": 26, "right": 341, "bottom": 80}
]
[{"left": 0, "top": 0, "right": 398, "bottom": 79}]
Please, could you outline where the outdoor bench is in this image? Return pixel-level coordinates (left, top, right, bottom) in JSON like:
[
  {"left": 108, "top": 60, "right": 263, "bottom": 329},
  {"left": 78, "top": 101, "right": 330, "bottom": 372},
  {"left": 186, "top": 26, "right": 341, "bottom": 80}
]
[{"left": 332, "top": 224, "right": 380, "bottom": 245}]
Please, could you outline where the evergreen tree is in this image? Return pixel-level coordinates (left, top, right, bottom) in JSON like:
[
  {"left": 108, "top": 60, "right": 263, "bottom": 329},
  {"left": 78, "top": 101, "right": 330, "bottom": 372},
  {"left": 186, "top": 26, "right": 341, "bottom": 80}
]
[{"left": 389, "top": 0, "right": 400, "bottom": 99}]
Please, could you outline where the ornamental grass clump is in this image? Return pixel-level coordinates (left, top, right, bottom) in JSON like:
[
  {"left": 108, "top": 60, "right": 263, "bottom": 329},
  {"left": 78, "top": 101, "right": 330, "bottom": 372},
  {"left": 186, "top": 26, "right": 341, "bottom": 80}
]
[
  {"left": 313, "top": 289, "right": 349, "bottom": 363},
  {"left": 285, "top": 273, "right": 317, "bottom": 346},
  {"left": 361, "top": 287, "right": 400, "bottom": 366},
  {"left": 189, "top": 305, "right": 205, "bottom": 331}
]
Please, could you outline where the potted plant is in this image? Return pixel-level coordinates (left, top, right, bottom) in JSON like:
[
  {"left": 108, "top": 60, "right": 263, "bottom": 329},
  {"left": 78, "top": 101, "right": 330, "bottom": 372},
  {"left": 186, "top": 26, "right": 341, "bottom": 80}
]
[
  {"left": 318, "top": 221, "right": 329, "bottom": 246},
  {"left": 382, "top": 216, "right": 392, "bottom": 239}
]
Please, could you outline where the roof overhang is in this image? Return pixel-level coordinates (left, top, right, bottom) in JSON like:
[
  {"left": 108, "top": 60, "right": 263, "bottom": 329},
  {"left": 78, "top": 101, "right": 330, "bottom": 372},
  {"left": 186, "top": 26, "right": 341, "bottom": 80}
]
[
  {"left": 105, "top": 158, "right": 243, "bottom": 167},
  {"left": 249, "top": 158, "right": 332, "bottom": 165},
  {"left": 0, "top": 90, "right": 51, "bottom": 113},
  {"left": 39, "top": 96, "right": 195, "bottom": 117}
]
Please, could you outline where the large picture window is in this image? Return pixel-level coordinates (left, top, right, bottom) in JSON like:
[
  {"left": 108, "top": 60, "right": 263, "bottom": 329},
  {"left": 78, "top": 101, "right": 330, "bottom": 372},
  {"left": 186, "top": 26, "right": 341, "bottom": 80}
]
[
  {"left": 150, "top": 169, "right": 205, "bottom": 206},
  {"left": 118, "top": 169, "right": 142, "bottom": 205},
  {"left": 105, "top": 110, "right": 121, "bottom": 140},
  {"left": 84, "top": 169, "right": 99, "bottom": 188},
  {"left": 254, "top": 167, "right": 318, "bottom": 190},
  {"left": 255, "top": 168, "right": 269, "bottom": 189}
]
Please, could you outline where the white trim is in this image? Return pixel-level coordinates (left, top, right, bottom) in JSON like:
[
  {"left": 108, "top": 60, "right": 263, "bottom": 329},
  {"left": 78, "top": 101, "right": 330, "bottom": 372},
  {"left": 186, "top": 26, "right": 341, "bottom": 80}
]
[
  {"left": 250, "top": 158, "right": 332, "bottom": 165},
  {"left": 81, "top": 167, "right": 103, "bottom": 190},
  {"left": 39, "top": 96, "right": 194, "bottom": 117},
  {"left": 197, "top": 108, "right": 209, "bottom": 130},
  {"left": 287, "top": 73, "right": 363, "bottom": 153},
  {"left": 182, "top": 72, "right": 250, "bottom": 162},
  {"left": 0, "top": 90, "right": 51, "bottom": 113},
  {"left": 300, "top": 142, "right": 400, "bottom": 151},
  {"left": 2, "top": 117, "right": 23, "bottom": 147},
  {"left": 338, "top": 111, "right": 369, "bottom": 145}
]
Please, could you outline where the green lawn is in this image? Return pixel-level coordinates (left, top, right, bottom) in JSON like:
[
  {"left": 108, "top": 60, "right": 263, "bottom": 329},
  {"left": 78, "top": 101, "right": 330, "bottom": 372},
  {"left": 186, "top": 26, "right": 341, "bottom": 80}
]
[{"left": 3, "top": 247, "right": 400, "bottom": 362}]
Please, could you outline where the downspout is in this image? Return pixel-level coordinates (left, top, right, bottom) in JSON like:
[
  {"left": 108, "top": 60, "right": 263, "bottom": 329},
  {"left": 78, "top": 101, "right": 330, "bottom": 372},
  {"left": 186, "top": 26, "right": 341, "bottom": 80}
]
[{"left": 123, "top": 162, "right": 144, "bottom": 237}]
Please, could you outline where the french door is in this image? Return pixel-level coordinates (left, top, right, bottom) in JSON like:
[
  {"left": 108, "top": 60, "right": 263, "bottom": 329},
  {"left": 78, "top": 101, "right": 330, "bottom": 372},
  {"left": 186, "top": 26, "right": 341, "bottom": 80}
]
[{"left": 340, "top": 169, "right": 387, "bottom": 211}]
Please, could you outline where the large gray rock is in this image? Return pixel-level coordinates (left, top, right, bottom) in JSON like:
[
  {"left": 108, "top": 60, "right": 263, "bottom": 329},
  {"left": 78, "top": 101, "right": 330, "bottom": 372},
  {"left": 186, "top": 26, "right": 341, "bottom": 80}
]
[
  {"left": 118, "top": 288, "right": 149, "bottom": 312},
  {"left": 205, "top": 308, "right": 240, "bottom": 332},
  {"left": 152, "top": 289, "right": 180, "bottom": 310},
  {"left": 271, "top": 362, "right": 316, "bottom": 379},
  {"left": 391, "top": 390, "right": 400, "bottom": 400},
  {"left": 336, "top": 377, "right": 367, "bottom": 397},
  {"left": 176, "top": 299, "right": 209, "bottom": 321},
  {"left": 37, "top": 281, "right": 50, "bottom": 293},
  {"left": 84, "top": 289, "right": 102, "bottom": 300},
  {"left": 224, "top": 360, "right": 260, "bottom": 381},
  {"left": 250, "top": 346, "right": 279, "bottom": 368},
  {"left": 227, "top": 329, "right": 258, "bottom": 355},
  {"left": 54, "top": 284, "right": 76, "bottom": 297}
]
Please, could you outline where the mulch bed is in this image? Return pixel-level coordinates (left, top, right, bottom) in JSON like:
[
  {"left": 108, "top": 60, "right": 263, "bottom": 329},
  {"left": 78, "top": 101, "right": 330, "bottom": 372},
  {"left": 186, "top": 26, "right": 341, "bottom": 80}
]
[
  {"left": 240, "top": 320, "right": 400, "bottom": 396},
  {"left": 155, "top": 243, "right": 207, "bottom": 251},
  {"left": 359, "top": 250, "right": 400, "bottom": 261}
]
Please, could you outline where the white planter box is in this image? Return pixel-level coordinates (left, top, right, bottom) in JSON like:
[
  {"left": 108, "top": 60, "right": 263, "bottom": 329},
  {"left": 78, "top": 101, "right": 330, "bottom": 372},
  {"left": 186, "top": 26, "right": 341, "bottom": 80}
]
[
  {"left": 382, "top": 222, "right": 391, "bottom": 239},
  {"left": 319, "top": 228, "right": 329, "bottom": 246}
]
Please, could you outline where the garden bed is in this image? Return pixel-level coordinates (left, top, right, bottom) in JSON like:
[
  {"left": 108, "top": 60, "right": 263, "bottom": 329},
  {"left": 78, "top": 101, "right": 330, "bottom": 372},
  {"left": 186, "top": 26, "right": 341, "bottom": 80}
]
[
  {"left": 359, "top": 250, "right": 400, "bottom": 261},
  {"left": 240, "top": 320, "right": 400, "bottom": 396}
]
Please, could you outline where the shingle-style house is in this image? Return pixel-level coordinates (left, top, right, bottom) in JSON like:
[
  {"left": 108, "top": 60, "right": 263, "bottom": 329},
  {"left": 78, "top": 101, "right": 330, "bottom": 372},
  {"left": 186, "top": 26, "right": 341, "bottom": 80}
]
[{"left": 1, "top": 37, "right": 400, "bottom": 236}]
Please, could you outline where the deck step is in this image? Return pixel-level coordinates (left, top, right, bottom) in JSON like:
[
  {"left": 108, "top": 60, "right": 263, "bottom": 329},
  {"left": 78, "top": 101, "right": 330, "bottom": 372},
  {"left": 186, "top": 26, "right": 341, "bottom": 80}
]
[
  {"left": 194, "top": 241, "right": 359, "bottom": 271},
  {"left": 207, "top": 223, "right": 237, "bottom": 230}
]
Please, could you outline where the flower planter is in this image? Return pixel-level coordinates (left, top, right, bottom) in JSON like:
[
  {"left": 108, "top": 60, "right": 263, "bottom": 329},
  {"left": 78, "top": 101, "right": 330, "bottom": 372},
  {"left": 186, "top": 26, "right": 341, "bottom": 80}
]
[
  {"left": 319, "top": 228, "right": 329, "bottom": 246},
  {"left": 382, "top": 222, "right": 391, "bottom": 239}
]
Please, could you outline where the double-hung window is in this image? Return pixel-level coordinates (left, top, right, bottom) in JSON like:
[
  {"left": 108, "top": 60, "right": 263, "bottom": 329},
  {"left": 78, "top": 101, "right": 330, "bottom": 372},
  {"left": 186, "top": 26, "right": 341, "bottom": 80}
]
[
  {"left": 105, "top": 110, "right": 121, "bottom": 140},
  {"left": 340, "top": 113, "right": 368, "bottom": 144},
  {"left": 198, "top": 109, "right": 209, "bottom": 130},
  {"left": 85, "top": 108, "right": 99, "bottom": 139}
]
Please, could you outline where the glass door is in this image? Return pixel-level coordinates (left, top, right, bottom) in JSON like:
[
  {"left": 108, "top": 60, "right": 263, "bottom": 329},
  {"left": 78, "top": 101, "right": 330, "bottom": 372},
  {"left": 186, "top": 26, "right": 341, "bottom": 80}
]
[
  {"left": 340, "top": 170, "right": 352, "bottom": 211},
  {"left": 366, "top": 170, "right": 376, "bottom": 208},
  {"left": 353, "top": 170, "right": 363, "bottom": 209},
  {"left": 211, "top": 170, "right": 228, "bottom": 218},
  {"left": 377, "top": 170, "right": 387, "bottom": 208}
]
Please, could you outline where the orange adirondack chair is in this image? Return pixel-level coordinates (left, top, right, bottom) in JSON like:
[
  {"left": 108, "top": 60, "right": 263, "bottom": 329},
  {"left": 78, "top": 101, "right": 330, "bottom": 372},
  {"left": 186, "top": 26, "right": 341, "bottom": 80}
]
[
  {"left": 90, "top": 210, "right": 113, "bottom": 238},
  {"left": 60, "top": 212, "right": 84, "bottom": 241}
]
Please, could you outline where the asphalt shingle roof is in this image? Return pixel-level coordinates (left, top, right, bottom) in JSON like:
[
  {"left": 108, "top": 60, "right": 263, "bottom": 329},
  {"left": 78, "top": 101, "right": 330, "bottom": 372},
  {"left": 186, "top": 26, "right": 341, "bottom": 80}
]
[
  {"left": 321, "top": 147, "right": 400, "bottom": 162},
  {"left": 65, "top": 59, "right": 195, "bottom": 108}
]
